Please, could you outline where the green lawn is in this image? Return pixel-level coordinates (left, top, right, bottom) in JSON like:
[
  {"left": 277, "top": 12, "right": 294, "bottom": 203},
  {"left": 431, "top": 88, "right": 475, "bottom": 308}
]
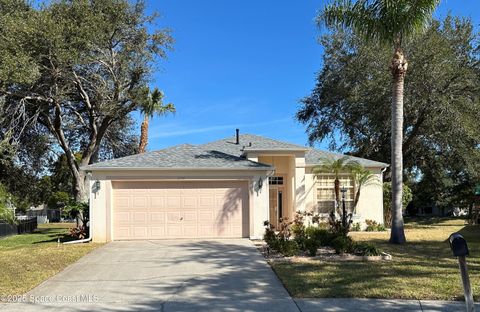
[
  {"left": 0, "top": 223, "right": 101, "bottom": 296},
  {"left": 271, "top": 218, "right": 480, "bottom": 301}
]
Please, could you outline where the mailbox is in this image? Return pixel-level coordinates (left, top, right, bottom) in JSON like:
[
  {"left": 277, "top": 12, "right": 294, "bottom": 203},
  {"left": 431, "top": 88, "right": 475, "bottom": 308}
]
[{"left": 449, "top": 233, "right": 469, "bottom": 257}]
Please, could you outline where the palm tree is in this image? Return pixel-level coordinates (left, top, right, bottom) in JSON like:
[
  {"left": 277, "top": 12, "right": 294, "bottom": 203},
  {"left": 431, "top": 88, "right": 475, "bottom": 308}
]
[
  {"left": 318, "top": 0, "right": 439, "bottom": 244},
  {"left": 138, "top": 88, "right": 175, "bottom": 154},
  {"left": 351, "top": 167, "right": 380, "bottom": 214},
  {"left": 313, "top": 156, "right": 359, "bottom": 217}
]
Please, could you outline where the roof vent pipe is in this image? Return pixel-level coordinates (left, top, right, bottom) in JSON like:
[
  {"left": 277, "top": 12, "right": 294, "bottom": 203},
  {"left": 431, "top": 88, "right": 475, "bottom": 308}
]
[{"left": 235, "top": 129, "right": 240, "bottom": 144}]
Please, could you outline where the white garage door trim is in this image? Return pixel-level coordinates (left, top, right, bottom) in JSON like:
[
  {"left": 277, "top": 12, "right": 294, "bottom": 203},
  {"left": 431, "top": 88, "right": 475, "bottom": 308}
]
[{"left": 111, "top": 180, "right": 249, "bottom": 240}]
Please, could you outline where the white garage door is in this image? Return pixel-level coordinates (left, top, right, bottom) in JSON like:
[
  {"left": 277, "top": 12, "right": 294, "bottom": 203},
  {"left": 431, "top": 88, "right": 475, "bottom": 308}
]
[{"left": 112, "top": 181, "right": 249, "bottom": 240}]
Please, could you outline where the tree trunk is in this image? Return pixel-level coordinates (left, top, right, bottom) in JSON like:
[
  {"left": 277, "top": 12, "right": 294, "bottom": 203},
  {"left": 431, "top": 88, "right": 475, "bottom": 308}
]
[
  {"left": 334, "top": 178, "right": 340, "bottom": 216},
  {"left": 138, "top": 115, "right": 149, "bottom": 153},
  {"left": 354, "top": 189, "right": 361, "bottom": 214},
  {"left": 389, "top": 48, "right": 408, "bottom": 244}
]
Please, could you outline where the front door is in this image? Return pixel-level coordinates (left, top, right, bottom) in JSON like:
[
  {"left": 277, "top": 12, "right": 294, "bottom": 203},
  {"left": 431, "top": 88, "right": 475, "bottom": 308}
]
[{"left": 269, "top": 188, "right": 284, "bottom": 228}]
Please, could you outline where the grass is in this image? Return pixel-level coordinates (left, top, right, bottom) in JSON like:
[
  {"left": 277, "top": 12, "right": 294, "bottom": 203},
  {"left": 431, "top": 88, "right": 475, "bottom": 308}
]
[
  {"left": 271, "top": 217, "right": 480, "bottom": 301},
  {"left": 0, "top": 223, "right": 101, "bottom": 296}
]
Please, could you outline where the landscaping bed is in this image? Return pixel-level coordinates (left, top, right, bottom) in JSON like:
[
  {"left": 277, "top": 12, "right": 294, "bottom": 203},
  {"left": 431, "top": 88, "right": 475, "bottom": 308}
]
[
  {"left": 0, "top": 223, "right": 101, "bottom": 297},
  {"left": 270, "top": 217, "right": 480, "bottom": 301},
  {"left": 255, "top": 241, "right": 392, "bottom": 262}
]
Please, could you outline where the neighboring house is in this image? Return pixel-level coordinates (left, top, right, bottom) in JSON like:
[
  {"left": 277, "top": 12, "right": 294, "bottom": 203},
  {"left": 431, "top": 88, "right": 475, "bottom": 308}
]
[
  {"left": 84, "top": 132, "right": 387, "bottom": 242},
  {"left": 27, "top": 205, "right": 61, "bottom": 223}
]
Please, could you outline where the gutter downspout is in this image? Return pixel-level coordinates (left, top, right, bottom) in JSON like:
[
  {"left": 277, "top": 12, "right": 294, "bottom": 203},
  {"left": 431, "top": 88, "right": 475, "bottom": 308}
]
[{"left": 64, "top": 172, "right": 93, "bottom": 245}]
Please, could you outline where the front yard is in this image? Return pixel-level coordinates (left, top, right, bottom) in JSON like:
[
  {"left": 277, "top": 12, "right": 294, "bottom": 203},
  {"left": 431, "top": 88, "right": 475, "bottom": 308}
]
[
  {"left": 271, "top": 218, "right": 480, "bottom": 301},
  {"left": 0, "top": 223, "right": 101, "bottom": 296}
]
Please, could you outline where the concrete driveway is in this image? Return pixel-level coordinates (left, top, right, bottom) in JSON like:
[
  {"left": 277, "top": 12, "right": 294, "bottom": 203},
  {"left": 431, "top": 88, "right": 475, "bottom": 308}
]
[{"left": 0, "top": 239, "right": 298, "bottom": 312}]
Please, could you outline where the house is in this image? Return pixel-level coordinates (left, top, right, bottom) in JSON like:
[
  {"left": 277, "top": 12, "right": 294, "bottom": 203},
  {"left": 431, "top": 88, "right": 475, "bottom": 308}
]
[{"left": 84, "top": 131, "right": 387, "bottom": 242}]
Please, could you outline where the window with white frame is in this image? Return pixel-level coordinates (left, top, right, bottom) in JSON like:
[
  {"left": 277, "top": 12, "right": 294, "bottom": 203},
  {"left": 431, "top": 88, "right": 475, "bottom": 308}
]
[{"left": 315, "top": 174, "right": 355, "bottom": 214}]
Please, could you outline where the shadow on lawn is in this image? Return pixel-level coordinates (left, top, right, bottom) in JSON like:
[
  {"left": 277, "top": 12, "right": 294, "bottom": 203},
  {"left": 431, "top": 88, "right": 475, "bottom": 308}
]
[
  {"left": 29, "top": 227, "right": 78, "bottom": 244},
  {"left": 271, "top": 222, "right": 480, "bottom": 301}
]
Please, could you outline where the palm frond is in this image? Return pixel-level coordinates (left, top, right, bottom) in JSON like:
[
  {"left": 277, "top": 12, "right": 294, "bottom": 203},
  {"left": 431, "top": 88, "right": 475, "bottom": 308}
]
[
  {"left": 318, "top": 0, "right": 440, "bottom": 46},
  {"left": 140, "top": 87, "right": 175, "bottom": 118},
  {"left": 312, "top": 155, "right": 360, "bottom": 175}
]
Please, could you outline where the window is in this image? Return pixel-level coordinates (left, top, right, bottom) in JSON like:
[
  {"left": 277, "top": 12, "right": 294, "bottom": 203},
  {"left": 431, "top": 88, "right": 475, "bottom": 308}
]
[
  {"left": 315, "top": 175, "right": 355, "bottom": 214},
  {"left": 269, "top": 176, "right": 284, "bottom": 185}
]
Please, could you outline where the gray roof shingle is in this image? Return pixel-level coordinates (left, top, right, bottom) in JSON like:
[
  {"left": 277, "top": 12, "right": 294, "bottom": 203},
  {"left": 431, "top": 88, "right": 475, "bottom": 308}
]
[
  {"left": 305, "top": 148, "right": 388, "bottom": 168},
  {"left": 84, "top": 133, "right": 387, "bottom": 170},
  {"left": 85, "top": 144, "right": 273, "bottom": 170},
  {"left": 200, "top": 134, "right": 307, "bottom": 157}
]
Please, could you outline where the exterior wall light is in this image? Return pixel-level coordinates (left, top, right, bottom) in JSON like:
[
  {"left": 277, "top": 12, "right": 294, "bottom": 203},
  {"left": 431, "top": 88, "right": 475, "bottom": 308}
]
[
  {"left": 92, "top": 180, "right": 101, "bottom": 193},
  {"left": 258, "top": 177, "right": 263, "bottom": 189}
]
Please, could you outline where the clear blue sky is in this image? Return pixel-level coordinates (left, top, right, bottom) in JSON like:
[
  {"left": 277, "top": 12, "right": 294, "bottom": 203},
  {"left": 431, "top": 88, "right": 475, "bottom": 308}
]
[{"left": 140, "top": 0, "right": 480, "bottom": 152}]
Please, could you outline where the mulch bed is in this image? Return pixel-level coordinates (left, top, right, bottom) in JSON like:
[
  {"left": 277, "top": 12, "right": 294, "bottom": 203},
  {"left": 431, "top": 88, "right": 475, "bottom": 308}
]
[{"left": 253, "top": 241, "right": 392, "bottom": 262}]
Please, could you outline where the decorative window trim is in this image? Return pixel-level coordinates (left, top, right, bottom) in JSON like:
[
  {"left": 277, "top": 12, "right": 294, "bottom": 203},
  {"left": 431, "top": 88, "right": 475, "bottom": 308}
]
[{"left": 269, "top": 176, "right": 284, "bottom": 185}]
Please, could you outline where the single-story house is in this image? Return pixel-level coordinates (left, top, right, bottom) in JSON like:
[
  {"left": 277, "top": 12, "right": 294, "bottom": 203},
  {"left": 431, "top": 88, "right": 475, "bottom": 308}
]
[{"left": 84, "top": 132, "right": 387, "bottom": 242}]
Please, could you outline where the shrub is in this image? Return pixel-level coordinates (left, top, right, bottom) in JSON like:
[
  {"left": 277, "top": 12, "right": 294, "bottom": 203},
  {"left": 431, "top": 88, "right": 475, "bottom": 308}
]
[
  {"left": 365, "top": 219, "right": 386, "bottom": 231},
  {"left": 69, "top": 226, "right": 88, "bottom": 239},
  {"left": 305, "top": 238, "right": 320, "bottom": 256},
  {"left": 305, "top": 226, "right": 334, "bottom": 247},
  {"left": 263, "top": 219, "right": 299, "bottom": 257},
  {"left": 263, "top": 221, "right": 276, "bottom": 246},
  {"left": 351, "top": 222, "right": 361, "bottom": 231},
  {"left": 331, "top": 235, "right": 355, "bottom": 254},
  {"left": 328, "top": 211, "right": 353, "bottom": 237},
  {"left": 354, "top": 242, "right": 380, "bottom": 256},
  {"left": 278, "top": 240, "right": 299, "bottom": 257}
]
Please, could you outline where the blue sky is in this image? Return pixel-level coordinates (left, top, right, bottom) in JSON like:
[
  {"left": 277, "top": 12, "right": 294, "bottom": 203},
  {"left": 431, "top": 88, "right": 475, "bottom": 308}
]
[{"left": 140, "top": 0, "right": 480, "bottom": 152}]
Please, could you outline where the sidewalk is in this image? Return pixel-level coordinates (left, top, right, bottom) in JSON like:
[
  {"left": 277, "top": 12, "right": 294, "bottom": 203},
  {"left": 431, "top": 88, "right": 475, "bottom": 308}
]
[{"left": 295, "top": 298, "right": 479, "bottom": 311}]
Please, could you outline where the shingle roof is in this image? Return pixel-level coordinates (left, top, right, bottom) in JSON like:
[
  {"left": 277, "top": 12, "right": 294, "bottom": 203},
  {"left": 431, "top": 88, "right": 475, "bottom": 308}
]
[
  {"left": 84, "top": 133, "right": 387, "bottom": 171},
  {"left": 305, "top": 148, "right": 388, "bottom": 168},
  {"left": 84, "top": 144, "right": 273, "bottom": 171},
  {"left": 200, "top": 134, "right": 307, "bottom": 157}
]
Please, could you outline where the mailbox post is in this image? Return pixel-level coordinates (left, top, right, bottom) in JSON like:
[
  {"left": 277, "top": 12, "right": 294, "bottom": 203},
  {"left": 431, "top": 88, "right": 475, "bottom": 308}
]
[{"left": 449, "top": 233, "right": 475, "bottom": 312}]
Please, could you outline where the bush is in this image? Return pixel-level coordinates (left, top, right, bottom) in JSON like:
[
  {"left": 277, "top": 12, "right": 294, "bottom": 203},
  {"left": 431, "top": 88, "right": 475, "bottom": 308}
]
[
  {"left": 263, "top": 219, "right": 300, "bottom": 257},
  {"left": 69, "top": 226, "right": 88, "bottom": 239},
  {"left": 305, "top": 238, "right": 320, "bottom": 256},
  {"left": 351, "top": 222, "right": 361, "bottom": 231},
  {"left": 354, "top": 242, "right": 380, "bottom": 256},
  {"left": 305, "top": 226, "right": 334, "bottom": 247},
  {"left": 365, "top": 219, "right": 386, "bottom": 231},
  {"left": 331, "top": 235, "right": 355, "bottom": 254}
]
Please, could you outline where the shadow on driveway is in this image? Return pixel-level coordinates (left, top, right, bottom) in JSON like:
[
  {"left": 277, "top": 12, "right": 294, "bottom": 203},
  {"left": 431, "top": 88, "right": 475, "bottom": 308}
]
[{"left": 0, "top": 239, "right": 298, "bottom": 312}]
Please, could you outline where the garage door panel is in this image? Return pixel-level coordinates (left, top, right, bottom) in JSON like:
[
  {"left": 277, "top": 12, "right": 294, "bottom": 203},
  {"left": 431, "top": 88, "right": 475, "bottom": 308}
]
[
  {"left": 183, "top": 210, "right": 197, "bottom": 222},
  {"left": 132, "top": 227, "right": 148, "bottom": 238},
  {"left": 149, "top": 212, "right": 165, "bottom": 223},
  {"left": 113, "top": 181, "right": 248, "bottom": 240},
  {"left": 150, "top": 197, "right": 165, "bottom": 208},
  {"left": 114, "top": 196, "right": 130, "bottom": 208},
  {"left": 149, "top": 227, "right": 165, "bottom": 238},
  {"left": 198, "top": 210, "right": 214, "bottom": 222},
  {"left": 166, "top": 212, "right": 181, "bottom": 222},
  {"left": 115, "top": 227, "right": 130, "bottom": 239},
  {"left": 114, "top": 211, "right": 130, "bottom": 222},
  {"left": 183, "top": 197, "right": 197, "bottom": 208},
  {"left": 133, "top": 197, "right": 148, "bottom": 207},
  {"left": 166, "top": 197, "right": 182, "bottom": 209},
  {"left": 132, "top": 212, "right": 147, "bottom": 223},
  {"left": 166, "top": 225, "right": 183, "bottom": 237}
]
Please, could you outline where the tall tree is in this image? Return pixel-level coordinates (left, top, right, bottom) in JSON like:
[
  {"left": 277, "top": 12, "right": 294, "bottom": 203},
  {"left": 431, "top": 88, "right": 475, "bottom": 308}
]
[
  {"left": 313, "top": 156, "right": 359, "bottom": 217},
  {"left": 314, "top": 0, "right": 440, "bottom": 243},
  {"left": 297, "top": 16, "right": 480, "bottom": 223},
  {"left": 138, "top": 88, "right": 175, "bottom": 153},
  {"left": 0, "top": 0, "right": 173, "bottom": 202}
]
